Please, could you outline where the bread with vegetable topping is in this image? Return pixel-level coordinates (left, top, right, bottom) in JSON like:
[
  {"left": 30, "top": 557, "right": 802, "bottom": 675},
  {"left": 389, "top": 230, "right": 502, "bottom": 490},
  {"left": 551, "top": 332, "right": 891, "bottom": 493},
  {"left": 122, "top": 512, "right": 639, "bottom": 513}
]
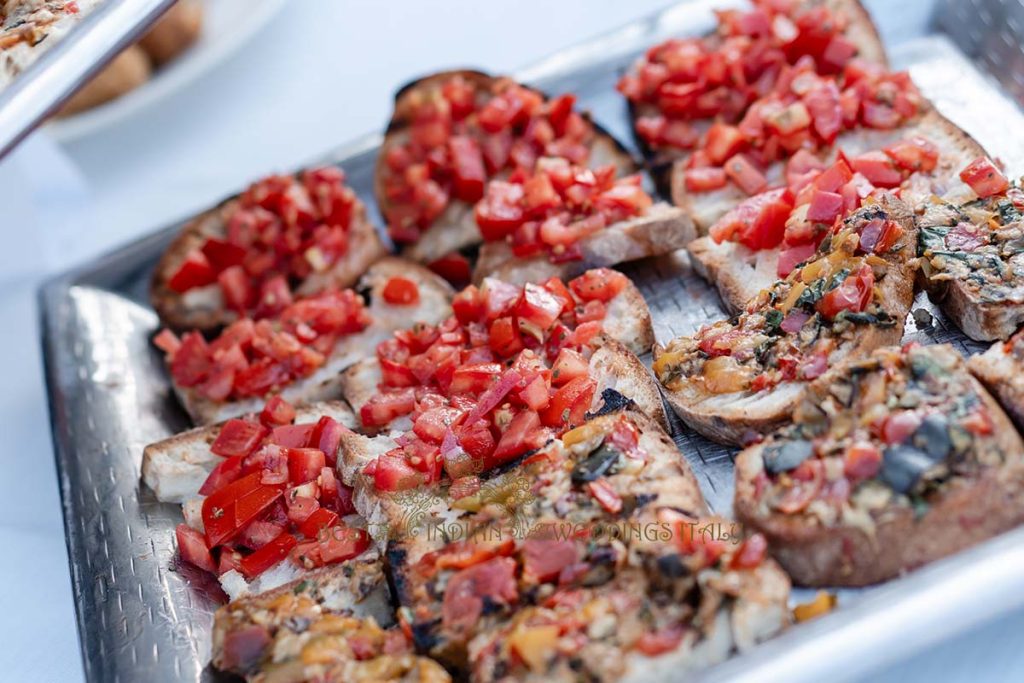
[
  {"left": 472, "top": 200, "right": 695, "bottom": 286},
  {"left": 969, "top": 330, "right": 1024, "bottom": 431},
  {"left": 687, "top": 108, "right": 988, "bottom": 313},
  {"left": 382, "top": 409, "right": 789, "bottom": 678},
  {"left": 377, "top": 69, "right": 636, "bottom": 267},
  {"left": 735, "top": 344, "right": 1024, "bottom": 586},
  {"left": 160, "top": 258, "right": 453, "bottom": 425},
  {"left": 654, "top": 196, "right": 918, "bottom": 445},
  {"left": 618, "top": 0, "right": 887, "bottom": 195},
  {"left": 918, "top": 172, "right": 1024, "bottom": 342},
  {"left": 151, "top": 167, "right": 387, "bottom": 332}
]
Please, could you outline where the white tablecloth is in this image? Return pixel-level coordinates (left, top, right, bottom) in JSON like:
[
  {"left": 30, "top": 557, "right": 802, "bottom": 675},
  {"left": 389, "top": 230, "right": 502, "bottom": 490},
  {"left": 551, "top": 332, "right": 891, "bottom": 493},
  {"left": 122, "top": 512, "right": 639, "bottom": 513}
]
[{"left": 2, "top": 0, "right": 1024, "bottom": 680}]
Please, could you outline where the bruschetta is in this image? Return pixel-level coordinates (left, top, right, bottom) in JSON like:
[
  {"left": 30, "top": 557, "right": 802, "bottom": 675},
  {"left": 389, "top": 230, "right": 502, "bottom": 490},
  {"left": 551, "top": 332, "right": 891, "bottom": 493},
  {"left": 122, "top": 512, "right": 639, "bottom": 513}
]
[
  {"left": 153, "top": 258, "right": 453, "bottom": 425},
  {"left": 969, "top": 329, "right": 1024, "bottom": 430},
  {"left": 151, "top": 166, "right": 387, "bottom": 332},
  {"left": 385, "top": 409, "right": 790, "bottom": 677},
  {"left": 654, "top": 196, "right": 918, "bottom": 445},
  {"left": 377, "top": 70, "right": 636, "bottom": 273},
  {"left": 735, "top": 344, "right": 1024, "bottom": 586},
  {"left": 688, "top": 111, "right": 987, "bottom": 312},
  {"left": 143, "top": 398, "right": 378, "bottom": 600},
  {"left": 918, "top": 159, "right": 1024, "bottom": 341},
  {"left": 333, "top": 271, "right": 667, "bottom": 543},
  {"left": 617, "top": 0, "right": 887, "bottom": 194},
  {"left": 470, "top": 157, "right": 695, "bottom": 285},
  {"left": 210, "top": 566, "right": 447, "bottom": 682}
]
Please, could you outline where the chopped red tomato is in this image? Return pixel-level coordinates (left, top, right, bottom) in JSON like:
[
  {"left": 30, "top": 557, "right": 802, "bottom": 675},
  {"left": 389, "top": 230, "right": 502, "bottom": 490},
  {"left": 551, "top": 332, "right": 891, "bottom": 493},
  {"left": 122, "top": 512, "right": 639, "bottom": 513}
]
[
  {"left": 167, "top": 250, "right": 217, "bottom": 293},
  {"left": 367, "top": 452, "right": 424, "bottom": 492},
  {"left": 884, "top": 137, "right": 939, "bottom": 173},
  {"left": 704, "top": 123, "right": 746, "bottom": 165},
  {"left": 880, "top": 410, "right": 921, "bottom": 445},
  {"left": 805, "top": 190, "right": 844, "bottom": 224},
  {"left": 240, "top": 533, "right": 297, "bottom": 579},
  {"left": 211, "top": 419, "right": 269, "bottom": 458},
  {"left": 260, "top": 396, "right": 296, "bottom": 427},
  {"left": 382, "top": 277, "right": 420, "bottom": 306},
  {"left": 199, "top": 455, "right": 244, "bottom": 496},
  {"left": 568, "top": 268, "right": 628, "bottom": 303},
  {"left": 492, "top": 409, "right": 544, "bottom": 465},
  {"left": 843, "top": 442, "right": 882, "bottom": 481},
  {"left": 360, "top": 388, "right": 416, "bottom": 428},
  {"left": 448, "top": 136, "right": 487, "bottom": 202},
  {"left": 724, "top": 154, "right": 768, "bottom": 195},
  {"left": 286, "top": 448, "right": 325, "bottom": 485},
  {"left": 176, "top": 524, "right": 216, "bottom": 573},
  {"left": 542, "top": 376, "right": 596, "bottom": 428},
  {"left": 634, "top": 626, "right": 684, "bottom": 657},
  {"left": 587, "top": 477, "right": 623, "bottom": 514},
  {"left": 960, "top": 156, "right": 1010, "bottom": 198},
  {"left": 816, "top": 266, "right": 874, "bottom": 319},
  {"left": 684, "top": 167, "right": 728, "bottom": 192},
  {"left": 318, "top": 525, "right": 370, "bottom": 564},
  {"left": 428, "top": 253, "right": 472, "bottom": 287},
  {"left": 521, "top": 539, "right": 578, "bottom": 584},
  {"left": 299, "top": 508, "right": 339, "bottom": 539},
  {"left": 729, "top": 533, "right": 768, "bottom": 569},
  {"left": 441, "top": 557, "right": 518, "bottom": 632},
  {"left": 710, "top": 188, "right": 794, "bottom": 250},
  {"left": 849, "top": 151, "right": 903, "bottom": 188}
]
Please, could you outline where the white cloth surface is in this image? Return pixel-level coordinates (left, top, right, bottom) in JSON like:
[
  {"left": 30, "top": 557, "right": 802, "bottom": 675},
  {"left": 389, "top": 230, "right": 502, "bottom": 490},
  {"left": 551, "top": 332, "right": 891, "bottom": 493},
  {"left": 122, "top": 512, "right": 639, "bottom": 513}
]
[{"left": 2, "top": 0, "right": 1024, "bottom": 681}]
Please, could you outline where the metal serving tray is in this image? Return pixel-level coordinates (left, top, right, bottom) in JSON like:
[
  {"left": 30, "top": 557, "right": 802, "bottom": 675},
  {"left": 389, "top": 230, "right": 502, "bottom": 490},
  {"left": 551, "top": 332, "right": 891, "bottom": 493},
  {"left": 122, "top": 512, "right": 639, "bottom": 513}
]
[
  {"left": 38, "top": 1, "right": 1024, "bottom": 681},
  {"left": 0, "top": 0, "right": 175, "bottom": 159}
]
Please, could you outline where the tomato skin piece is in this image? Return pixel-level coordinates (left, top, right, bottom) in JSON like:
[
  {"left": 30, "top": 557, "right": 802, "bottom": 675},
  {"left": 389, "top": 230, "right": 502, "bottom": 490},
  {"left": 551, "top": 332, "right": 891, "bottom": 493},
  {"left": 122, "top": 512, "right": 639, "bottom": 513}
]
[
  {"left": 551, "top": 348, "right": 589, "bottom": 386},
  {"left": 568, "top": 268, "right": 628, "bottom": 303},
  {"left": 448, "top": 136, "right": 487, "bottom": 203},
  {"left": 450, "top": 362, "right": 503, "bottom": 395},
  {"left": 452, "top": 284, "right": 485, "bottom": 324},
  {"left": 587, "top": 477, "right": 623, "bottom": 514},
  {"left": 884, "top": 137, "right": 939, "bottom": 173},
  {"left": 360, "top": 388, "right": 417, "bottom": 428},
  {"left": 805, "top": 190, "right": 844, "bottom": 224},
  {"left": 299, "top": 508, "right": 339, "bottom": 539},
  {"left": 634, "top": 626, "right": 685, "bottom": 657},
  {"left": 260, "top": 396, "right": 296, "bottom": 427},
  {"left": 816, "top": 266, "right": 874, "bottom": 319},
  {"left": 541, "top": 376, "right": 597, "bottom": 428},
  {"left": 428, "top": 253, "right": 472, "bottom": 288},
  {"left": 514, "top": 283, "right": 563, "bottom": 332},
  {"left": 843, "top": 442, "right": 882, "bottom": 481},
  {"left": 170, "top": 331, "right": 211, "bottom": 387},
  {"left": 475, "top": 181, "right": 526, "bottom": 241},
  {"left": 269, "top": 423, "right": 315, "bottom": 449},
  {"left": 776, "top": 242, "right": 817, "bottom": 278},
  {"left": 200, "top": 237, "right": 247, "bottom": 272},
  {"left": 211, "top": 419, "right": 269, "bottom": 458},
  {"left": 199, "top": 455, "right": 245, "bottom": 496},
  {"left": 286, "top": 448, "right": 326, "bottom": 485},
  {"left": 218, "top": 265, "right": 255, "bottom": 313},
  {"left": 812, "top": 160, "right": 854, "bottom": 193},
  {"left": 960, "top": 156, "right": 1010, "bottom": 198},
  {"left": 202, "top": 473, "right": 281, "bottom": 547},
  {"left": 240, "top": 533, "right": 298, "bottom": 579},
  {"left": 176, "top": 524, "right": 216, "bottom": 573},
  {"left": 709, "top": 188, "right": 794, "bottom": 250},
  {"left": 684, "top": 167, "right": 728, "bottom": 193},
  {"left": 491, "top": 410, "right": 543, "bottom": 465},
  {"left": 368, "top": 453, "right": 424, "bottom": 492},
  {"left": 849, "top": 151, "right": 903, "bottom": 188},
  {"left": 729, "top": 533, "right": 768, "bottom": 569},
  {"left": 488, "top": 316, "right": 525, "bottom": 358},
  {"left": 381, "top": 277, "right": 420, "bottom": 306},
  {"left": 168, "top": 250, "right": 217, "bottom": 293},
  {"left": 724, "top": 154, "right": 768, "bottom": 195},
  {"left": 318, "top": 525, "right": 370, "bottom": 564},
  {"left": 704, "top": 123, "right": 746, "bottom": 165}
]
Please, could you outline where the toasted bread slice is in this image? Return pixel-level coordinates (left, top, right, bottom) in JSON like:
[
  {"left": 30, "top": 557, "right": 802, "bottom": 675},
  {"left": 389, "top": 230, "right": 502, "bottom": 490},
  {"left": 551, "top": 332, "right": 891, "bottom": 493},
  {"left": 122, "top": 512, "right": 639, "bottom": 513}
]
[
  {"left": 151, "top": 175, "right": 387, "bottom": 332},
  {"left": 624, "top": 0, "right": 887, "bottom": 192},
  {"left": 918, "top": 182, "right": 1024, "bottom": 341},
  {"left": 212, "top": 566, "right": 448, "bottom": 682},
  {"left": 211, "top": 562, "right": 394, "bottom": 676},
  {"left": 736, "top": 344, "right": 1024, "bottom": 586},
  {"left": 142, "top": 401, "right": 355, "bottom": 504},
  {"left": 170, "top": 258, "right": 453, "bottom": 425},
  {"left": 339, "top": 333, "right": 664, "bottom": 438},
  {"left": 472, "top": 202, "right": 695, "bottom": 285},
  {"left": 655, "top": 197, "right": 918, "bottom": 445},
  {"left": 687, "top": 108, "right": 989, "bottom": 312},
  {"left": 969, "top": 332, "right": 1024, "bottom": 430},
  {"left": 381, "top": 409, "right": 789, "bottom": 676},
  {"left": 378, "top": 69, "right": 636, "bottom": 265},
  {"left": 338, "top": 272, "right": 657, "bottom": 428}
]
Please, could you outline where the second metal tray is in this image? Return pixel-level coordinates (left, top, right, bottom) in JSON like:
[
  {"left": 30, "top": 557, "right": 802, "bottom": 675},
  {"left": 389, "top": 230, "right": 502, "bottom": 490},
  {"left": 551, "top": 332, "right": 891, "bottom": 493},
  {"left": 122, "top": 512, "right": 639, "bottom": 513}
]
[{"left": 39, "top": 1, "right": 1024, "bottom": 681}]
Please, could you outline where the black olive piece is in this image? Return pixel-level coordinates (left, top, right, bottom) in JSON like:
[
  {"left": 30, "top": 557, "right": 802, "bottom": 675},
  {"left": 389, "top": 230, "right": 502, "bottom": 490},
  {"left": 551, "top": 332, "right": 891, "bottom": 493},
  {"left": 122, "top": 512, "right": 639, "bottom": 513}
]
[
  {"left": 879, "top": 445, "right": 936, "bottom": 494},
  {"left": 763, "top": 440, "right": 813, "bottom": 474},
  {"left": 656, "top": 554, "right": 689, "bottom": 578},
  {"left": 586, "top": 388, "right": 635, "bottom": 420},
  {"left": 913, "top": 413, "right": 951, "bottom": 461},
  {"left": 571, "top": 445, "right": 620, "bottom": 485}
]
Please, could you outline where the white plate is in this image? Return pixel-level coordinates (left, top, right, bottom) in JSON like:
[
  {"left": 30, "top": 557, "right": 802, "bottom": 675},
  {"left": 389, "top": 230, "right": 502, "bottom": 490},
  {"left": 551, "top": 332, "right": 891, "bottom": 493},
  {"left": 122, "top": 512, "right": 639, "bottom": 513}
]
[{"left": 46, "top": 0, "right": 286, "bottom": 143}]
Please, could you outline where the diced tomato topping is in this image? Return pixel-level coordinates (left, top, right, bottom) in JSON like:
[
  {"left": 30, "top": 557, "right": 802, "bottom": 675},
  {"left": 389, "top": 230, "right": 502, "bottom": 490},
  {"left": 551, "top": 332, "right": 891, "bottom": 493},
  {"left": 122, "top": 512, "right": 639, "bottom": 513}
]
[
  {"left": 441, "top": 557, "right": 518, "bottom": 632},
  {"left": 176, "top": 524, "right": 216, "bottom": 573},
  {"left": 587, "top": 477, "right": 623, "bottom": 514},
  {"left": 704, "top": 123, "right": 746, "bottom": 165},
  {"left": 542, "top": 376, "right": 596, "bottom": 429},
  {"left": 777, "top": 242, "right": 818, "bottom": 278},
  {"left": 360, "top": 388, "right": 417, "bottom": 428},
  {"left": 492, "top": 409, "right": 544, "bottom": 465},
  {"left": 729, "top": 533, "right": 768, "bottom": 569},
  {"left": 286, "top": 448, "right": 326, "bottom": 485},
  {"left": 299, "top": 508, "right": 339, "bottom": 539},
  {"left": 551, "top": 348, "right": 589, "bottom": 385},
  {"left": 634, "top": 626, "right": 684, "bottom": 657},
  {"left": 168, "top": 250, "right": 217, "bottom": 293},
  {"left": 684, "top": 166, "right": 728, "bottom": 192},
  {"left": 240, "top": 533, "right": 297, "bottom": 579},
  {"left": 960, "top": 156, "right": 1010, "bottom": 198},
  {"left": 211, "top": 419, "right": 269, "bottom": 458},
  {"left": 318, "top": 525, "right": 370, "bottom": 564},
  {"left": 724, "top": 154, "right": 768, "bottom": 195},
  {"left": 199, "top": 455, "right": 244, "bottom": 496},
  {"left": 884, "top": 137, "right": 939, "bottom": 173},
  {"left": 260, "top": 396, "right": 296, "bottom": 427},
  {"left": 521, "top": 539, "right": 578, "bottom": 584},
  {"left": 816, "top": 265, "right": 874, "bottom": 319},
  {"left": 849, "top": 151, "right": 903, "bottom": 188},
  {"left": 382, "top": 277, "right": 420, "bottom": 306},
  {"left": 428, "top": 253, "right": 472, "bottom": 288},
  {"left": 805, "top": 189, "right": 844, "bottom": 224},
  {"left": 843, "top": 441, "right": 882, "bottom": 481},
  {"left": 710, "top": 188, "right": 794, "bottom": 250},
  {"left": 568, "top": 268, "right": 628, "bottom": 303},
  {"left": 880, "top": 410, "right": 922, "bottom": 445}
]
